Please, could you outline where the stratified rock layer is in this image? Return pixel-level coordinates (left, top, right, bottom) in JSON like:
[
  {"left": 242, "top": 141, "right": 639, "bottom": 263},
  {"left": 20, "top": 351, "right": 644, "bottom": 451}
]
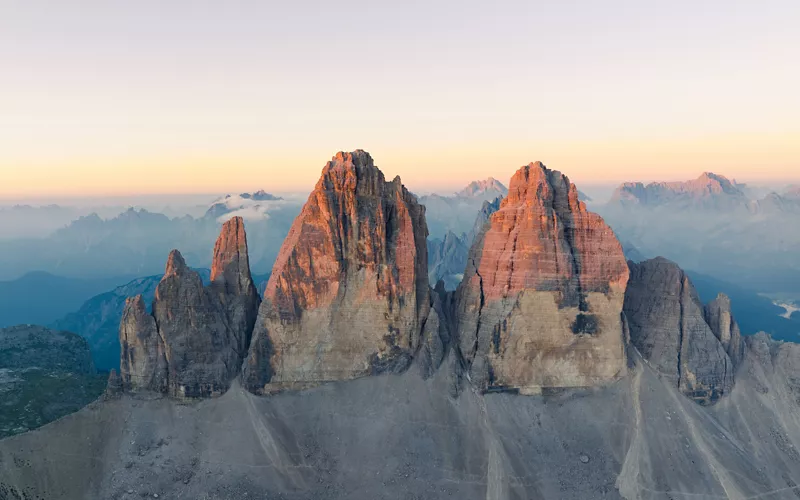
[
  {"left": 624, "top": 257, "right": 734, "bottom": 404},
  {"left": 455, "top": 162, "right": 629, "bottom": 394},
  {"left": 242, "top": 150, "right": 431, "bottom": 393},
  {"left": 119, "top": 217, "right": 259, "bottom": 398}
]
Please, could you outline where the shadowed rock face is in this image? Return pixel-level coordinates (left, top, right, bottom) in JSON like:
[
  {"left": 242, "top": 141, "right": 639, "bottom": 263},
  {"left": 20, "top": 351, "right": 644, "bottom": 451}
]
[
  {"left": 119, "top": 295, "right": 165, "bottom": 393},
  {"left": 152, "top": 250, "right": 240, "bottom": 398},
  {"left": 242, "top": 150, "right": 432, "bottom": 394},
  {"left": 704, "top": 292, "right": 745, "bottom": 366},
  {"left": 210, "top": 217, "right": 262, "bottom": 357},
  {"left": 455, "top": 162, "right": 629, "bottom": 394},
  {"left": 119, "top": 217, "right": 259, "bottom": 398},
  {"left": 624, "top": 257, "right": 734, "bottom": 405}
]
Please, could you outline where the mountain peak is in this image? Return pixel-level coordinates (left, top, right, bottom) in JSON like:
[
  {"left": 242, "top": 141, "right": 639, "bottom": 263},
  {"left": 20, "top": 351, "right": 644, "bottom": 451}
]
[
  {"left": 243, "top": 150, "right": 431, "bottom": 394},
  {"left": 504, "top": 162, "right": 583, "bottom": 210},
  {"left": 611, "top": 172, "right": 748, "bottom": 209},
  {"left": 211, "top": 216, "right": 249, "bottom": 284},
  {"left": 455, "top": 160, "right": 628, "bottom": 393},
  {"left": 164, "top": 250, "right": 187, "bottom": 276},
  {"left": 121, "top": 222, "right": 260, "bottom": 398},
  {"left": 456, "top": 177, "right": 508, "bottom": 198}
]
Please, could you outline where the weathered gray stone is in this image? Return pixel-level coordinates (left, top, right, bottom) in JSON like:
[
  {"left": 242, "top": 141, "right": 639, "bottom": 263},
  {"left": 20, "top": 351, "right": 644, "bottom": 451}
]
[
  {"left": 119, "top": 295, "right": 166, "bottom": 393},
  {"left": 119, "top": 218, "right": 260, "bottom": 399},
  {"left": 704, "top": 292, "right": 745, "bottom": 367},
  {"left": 624, "top": 257, "right": 733, "bottom": 405}
]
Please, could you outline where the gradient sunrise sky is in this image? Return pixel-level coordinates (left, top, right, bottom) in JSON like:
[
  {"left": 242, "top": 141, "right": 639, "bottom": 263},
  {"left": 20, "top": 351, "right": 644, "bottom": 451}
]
[{"left": 2, "top": 0, "right": 799, "bottom": 199}]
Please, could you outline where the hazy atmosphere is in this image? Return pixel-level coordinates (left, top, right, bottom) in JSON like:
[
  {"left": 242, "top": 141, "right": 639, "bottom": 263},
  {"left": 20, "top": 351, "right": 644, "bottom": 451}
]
[
  {"left": 2, "top": 0, "right": 799, "bottom": 199},
  {"left": 2, "top": 3, "right": 800, "bottom": 499}
]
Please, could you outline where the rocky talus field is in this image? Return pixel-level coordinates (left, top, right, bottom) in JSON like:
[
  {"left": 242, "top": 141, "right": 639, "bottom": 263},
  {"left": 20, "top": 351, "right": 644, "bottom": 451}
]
[{"left": 2, "top": 152, "right": 800, "bottom": 500}]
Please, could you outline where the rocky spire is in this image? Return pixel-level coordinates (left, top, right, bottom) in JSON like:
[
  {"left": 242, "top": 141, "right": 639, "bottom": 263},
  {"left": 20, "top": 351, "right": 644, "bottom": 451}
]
[
  {"left": 152, "top": 249, "right": 239, "bottom": 398},
  {"left": 704, "top": 293, "right": 745, "bottom": 367},
  {"left": 119, "top": 222, "right": 260, "bottom": 399},
  {"left": 104, "top": 369, "right": 123, "bottom": 400},
  {"left": 624, "top": 257, "right": 734, "bottom": 405},
  {"left": 211, "top": 216, "right": 261, "bottom": 356},
  {"left": 454, "top": 161, "right": 629, "bottom": 394},
  {"left": 119, "top": 294, "right": 165, "bottom": 393},
  {"left": 164, "top": 249, "right": 188, "bottom": 277},
  {"left": 242, "top": 150, "right": 432, "bottom": 394}
]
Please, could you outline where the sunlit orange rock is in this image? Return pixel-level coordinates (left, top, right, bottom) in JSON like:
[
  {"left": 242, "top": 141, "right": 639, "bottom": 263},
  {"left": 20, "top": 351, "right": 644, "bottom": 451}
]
[
  {"left": 455, "top": 162, "right": 629, "bottom": 393},
  {"left": 242, "top": 150, "right": 435, "bottom": 393}
]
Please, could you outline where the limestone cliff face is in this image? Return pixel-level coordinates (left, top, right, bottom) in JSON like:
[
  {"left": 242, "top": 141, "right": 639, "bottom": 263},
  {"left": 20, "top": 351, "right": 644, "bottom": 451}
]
[
  {"left": 119, "top": 217, "right": 259, "bottom": 398},
  {"left": 746, "top": 332, "right": 800, "bottom": 385},
  {"left": 152, "top": 250, "right": 240, "bottom": 398},
  {"left": 119, "top": 295, "right": 165, "bottom": 393},
  {"left": 704, "top": 293, "right": 745, "bottom": 367},
  {"left": 624, "top": 257, "right": 734, "bottom": 405},
  {"left": 210, "top": 217, "right": 262, "bottom": 357},
  {"left": 454, "top": 162, "right": 629, "bottom": 394},
  {"left": 242, "top": 150, "right": 432, "bottom": 393}
]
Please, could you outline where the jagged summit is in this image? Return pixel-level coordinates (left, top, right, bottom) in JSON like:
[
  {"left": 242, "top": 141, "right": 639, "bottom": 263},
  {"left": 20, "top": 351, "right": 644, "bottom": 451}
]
[
  {"left": 624, "top": 257, "right": 735, "bottom": 405},
  {"left": 455, "top": 177, "right": 508, "bottom": 198},
  {"left": 119, "top": 217, "right": 259, "bottom": 398},
  {"left": 611, "top": 171, "right": 749, "bottom": 209},
  {"left": 211, "top": 217, "right": 261, "bottom": 357},
  {"left": 243, "top": 150, "right": 434, "bottom": 393},
  {"left": 704, "top": 292, "right": 745, "bottom": 366},
  {"left": 455, "top": 161, "right": 629, "bottom": 393},
  {"left": 211, "top": 217, "right": 253, "bottom": 288},
  {"left": 164, "top": 249, "right": 187, "bottom": 277}
]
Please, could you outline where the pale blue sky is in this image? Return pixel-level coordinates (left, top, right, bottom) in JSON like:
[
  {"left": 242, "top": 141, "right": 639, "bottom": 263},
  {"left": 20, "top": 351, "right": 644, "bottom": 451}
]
[{"left": 1, "top": 0, "right": 799, "bottom": 197}]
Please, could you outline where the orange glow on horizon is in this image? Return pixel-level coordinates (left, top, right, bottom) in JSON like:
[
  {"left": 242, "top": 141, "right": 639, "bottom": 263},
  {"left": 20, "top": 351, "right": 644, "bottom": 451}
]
[{"left": 2, "top": 130, "right": 798, "bottom": 200}]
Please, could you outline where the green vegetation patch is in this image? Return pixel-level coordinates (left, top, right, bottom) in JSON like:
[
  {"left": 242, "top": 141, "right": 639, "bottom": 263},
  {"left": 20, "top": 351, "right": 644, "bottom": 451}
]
[{"left": 0, "top": 369, "right": 106, "bottom": 439}]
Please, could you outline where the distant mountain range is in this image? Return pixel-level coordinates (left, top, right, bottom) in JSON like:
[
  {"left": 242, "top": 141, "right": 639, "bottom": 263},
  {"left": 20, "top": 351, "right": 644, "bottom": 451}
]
[
  {"left": 205, "top": 190, "right": 285, "bottom": 222},
  {"left": 600, "top": 172, "right": 800, "bottom": 295},
  {"left": 609, "top": 171, "right": 800, "bottom": 213},
  {"left": 419, "top": 178, "right": 508, "bottom": 238},
  {"left": 0, "top": 191, "right": 302, "bottom": 281},
  {"left": 0, "top": 204, "right": 82, "bottom": 239},
  {"left": 610, "top": 172, "right": 748, "bottom": 209},
  {"left": 0, "top": 272, "right": 136, "bottom": 329},
  {"left": 453, "top": 177, "right": 508, "bottom": 199}
]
